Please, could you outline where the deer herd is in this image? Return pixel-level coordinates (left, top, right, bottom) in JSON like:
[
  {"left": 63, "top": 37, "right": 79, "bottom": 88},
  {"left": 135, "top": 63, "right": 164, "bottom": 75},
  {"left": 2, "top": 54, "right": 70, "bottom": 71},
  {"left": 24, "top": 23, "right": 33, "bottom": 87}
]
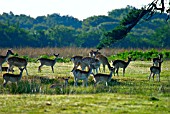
[{"left": 0, "top": 49, "right": 164, "bottom": 88}]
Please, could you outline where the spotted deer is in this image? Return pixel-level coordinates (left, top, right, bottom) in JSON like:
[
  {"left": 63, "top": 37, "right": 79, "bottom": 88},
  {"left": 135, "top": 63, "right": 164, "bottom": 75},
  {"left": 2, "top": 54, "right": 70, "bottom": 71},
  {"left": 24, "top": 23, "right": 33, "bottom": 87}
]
[
  {"left": 112, "top": 57, "right": 131, "bottom": 76},
  {"left": 0, "top": 49, "right": 14, "bottom": 72},
  {"left": 38, "top": 54, "right": 59, "bottom": 73},
  {"left": 71, "top": 65, "right": 92, "bottom": 87},
  {"left": 95, "top": 54, "right": 112, "bottom": 72},
  {"left": 91, "top": 67, "right": 114, "bottom": 86},
  {"left": 7, "top": 56, "right": 28, "bottom": 75},
  {"left": 153, "top": 54, "right": 163, "bottom": 67},
  {"left": 149, "top": 60, "right": 163, "bottom": 82},
  {"left": 3, "top": 68, "right": 25, "bottom": 87}
]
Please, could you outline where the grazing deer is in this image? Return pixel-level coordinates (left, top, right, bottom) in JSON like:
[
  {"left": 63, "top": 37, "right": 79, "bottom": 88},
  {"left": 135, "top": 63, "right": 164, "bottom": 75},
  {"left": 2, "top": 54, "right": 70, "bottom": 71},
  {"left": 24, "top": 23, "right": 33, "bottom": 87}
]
[
  {"left": 50, "top": 77, "right": 70, "bottom": 88},
  {"left": 153, "top": 54, "right": 163, "bottom": 67},
  {"left": 2, "top": 67, "right": 14, "bottom": 73},
  {"left": 149, "top": 60, "right": 163, "bottom": 82},
  {"left": 95, "top": 54, "right": 112, "bottom": 72},
  {"left": 91, "top": 67, "right": 115, "bottom": 86},
  {"left": 7, "top": 56, "right": 28, "bottom": 75},
  {"left": 3, "top": 68, "right": 25, "bottom": 87},
  {"left": 89, "top": 50, "right": 101, "bottom": 58},
  {"left": 38, "top": 54, "right": 59, "bottom": 73},
  {"left": 70, "top": 56, "right": 83, "bottom": 67},
  {"left": 112, "top": 57, "right": 131, "bottom": 76},
  {"left": 71, "top": 66, "right": 92, "bottom": 86},
  {"left": 0, "top": 49, "right": 14, "bottom": 72}
]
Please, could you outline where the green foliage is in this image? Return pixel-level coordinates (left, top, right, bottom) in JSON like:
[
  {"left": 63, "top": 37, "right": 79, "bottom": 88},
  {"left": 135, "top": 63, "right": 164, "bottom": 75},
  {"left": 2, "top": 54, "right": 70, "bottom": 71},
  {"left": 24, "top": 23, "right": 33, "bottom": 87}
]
[
  {"left": 0, "top": 7, "right": 169, "bottom": 48},
  {"left": 108, "top": 49, "right": 170, "bottom": 61}
]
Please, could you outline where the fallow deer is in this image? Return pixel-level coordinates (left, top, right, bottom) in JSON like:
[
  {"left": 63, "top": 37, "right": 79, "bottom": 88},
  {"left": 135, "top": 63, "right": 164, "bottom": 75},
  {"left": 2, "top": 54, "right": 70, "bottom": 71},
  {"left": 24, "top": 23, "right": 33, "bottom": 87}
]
[
  {"left": 89, "top": 50, "right": 101, "bottom": 58},
  {"left": 1, "top": 67, "right": 14, "bottom": 73},
  {"left": 70, "top": 56, "right": 83, "bottom": 67},
  {"left": 153, "top": 54, "right": 163, "bottom": 67},
  {"left": 50, "top": 77, "right": 70, "bottom": 88},
  {"left": 95, "top": 54, "right": 112, "bottom": 72},
  {"left": 71, "top": 66, "right": 92, "bottom": 86},
  {"left": 38, "top": 54, "right": 59, "bottom": 73},
  {"left": 91, "top": 67, "right": 115, "bottom": 86},
  {"left": 0, "top": 49, "right": 14, "bottom": 72},
  {"left": 7, "top": 56, "right": 28, "bottom": 75},
  {"left": 112, "top": 57, "right": 131, "bottom": 76},
  {"left": 149, "top": 60, "right": 163, "bottom": 82},
  {"left": 3, "top": 68, "right": 25, "bottom": 87}
]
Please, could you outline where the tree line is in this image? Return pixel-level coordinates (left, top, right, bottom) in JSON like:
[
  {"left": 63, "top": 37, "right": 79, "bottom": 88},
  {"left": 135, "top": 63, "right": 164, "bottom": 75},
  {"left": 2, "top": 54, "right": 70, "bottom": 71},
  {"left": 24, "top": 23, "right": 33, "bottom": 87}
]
[{"left": 0, "top": 6, "right": 169, "bottom": 48}]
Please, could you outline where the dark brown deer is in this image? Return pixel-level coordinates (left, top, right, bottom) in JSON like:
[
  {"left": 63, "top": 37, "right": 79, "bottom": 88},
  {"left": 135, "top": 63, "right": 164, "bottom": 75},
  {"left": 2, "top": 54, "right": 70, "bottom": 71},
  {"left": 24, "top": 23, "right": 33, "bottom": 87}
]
[
  {"left": 38, "top": 54, "right": 59, "bottom": 73},
  {"left": 91, "top": 67, "right": 115, "bottom": 86},
  {"left": 3, "top": 68, "right": 25, "bottom": 87},
  {"left": 0, "top": 49, "right": 14, "bottom": 72},
  {"left": 149, "top": 60, "right": 163, "bottom": 82},
  {"left": 112, "top": 57, "right": 131, "bottom": 76},
  {"left": 7, "top": 56, "right": 28, "bottom": 75}
]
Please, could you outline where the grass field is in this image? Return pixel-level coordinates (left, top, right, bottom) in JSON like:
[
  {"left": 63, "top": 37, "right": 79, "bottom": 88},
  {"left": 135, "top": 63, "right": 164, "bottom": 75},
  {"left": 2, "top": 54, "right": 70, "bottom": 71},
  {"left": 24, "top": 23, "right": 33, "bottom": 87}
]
[{"left": 0, "top": 48, "right": 170, "bottom": 113}]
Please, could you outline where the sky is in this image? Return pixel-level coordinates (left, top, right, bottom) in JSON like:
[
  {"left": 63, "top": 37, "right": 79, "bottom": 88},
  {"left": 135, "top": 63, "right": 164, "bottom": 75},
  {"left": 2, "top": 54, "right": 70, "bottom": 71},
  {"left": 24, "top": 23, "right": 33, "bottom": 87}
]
[{"left": 0, "top": 0, "right": 167, "bottom": 20}]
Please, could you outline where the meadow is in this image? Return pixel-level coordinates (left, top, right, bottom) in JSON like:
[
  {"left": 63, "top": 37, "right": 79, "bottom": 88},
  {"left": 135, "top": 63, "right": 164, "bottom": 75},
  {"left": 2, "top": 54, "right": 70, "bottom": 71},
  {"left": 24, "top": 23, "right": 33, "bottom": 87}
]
[{"left": 0, "top": 47, "right": 169, "bottom": 113}]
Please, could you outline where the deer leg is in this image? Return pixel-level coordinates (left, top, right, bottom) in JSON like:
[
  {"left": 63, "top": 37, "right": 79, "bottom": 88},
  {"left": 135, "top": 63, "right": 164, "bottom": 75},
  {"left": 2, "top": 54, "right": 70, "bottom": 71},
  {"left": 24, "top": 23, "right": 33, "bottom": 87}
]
[
  {"left": 123, "top": 68, "right": 125, "bottom": 76},
  {"left": 116, "top": 67, "right": 119, "bottom": 76},
  {"left": 51, "top": 66, "right": 54, "bottom": 73},
  {"left": 106, "top": 82, "right": 108, "bottom": 86},
  {"left": 152, "top": 74, "right": 155, "bottom": 81},
  {"left": 38, "top": 65, "right": 43, "bottom": 72},
  {"left": 148, "top": 73, "right": 152, "bottom": 80},
  {"left": 157, "top": 74, "right": 160, "bottom": 82},
  {"left": 0, "top": 65, "right": 2, "bottom": 73},
  {"left": 103, "top": 64, "right": 105, "bottom": 72},
  {"left": 25, "top": 66, "right": 29, "bottom": 75},
  {"left": 3, "top": 80, "right": 8, "bottom": 87}
]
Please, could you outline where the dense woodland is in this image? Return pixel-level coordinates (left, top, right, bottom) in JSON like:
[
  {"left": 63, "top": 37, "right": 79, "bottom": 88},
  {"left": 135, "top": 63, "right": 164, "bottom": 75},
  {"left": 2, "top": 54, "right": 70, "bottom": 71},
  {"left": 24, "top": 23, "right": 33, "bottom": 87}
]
[{"left": 0, "top": 6, "right": 169, "bottom": 48}]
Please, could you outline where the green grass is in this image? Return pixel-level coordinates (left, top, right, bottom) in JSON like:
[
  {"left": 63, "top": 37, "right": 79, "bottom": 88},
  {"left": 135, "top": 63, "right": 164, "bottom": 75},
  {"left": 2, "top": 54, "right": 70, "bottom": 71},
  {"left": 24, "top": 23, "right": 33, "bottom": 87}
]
[{"left": 0, "top": 60, "right": 170, "bottom": 113}]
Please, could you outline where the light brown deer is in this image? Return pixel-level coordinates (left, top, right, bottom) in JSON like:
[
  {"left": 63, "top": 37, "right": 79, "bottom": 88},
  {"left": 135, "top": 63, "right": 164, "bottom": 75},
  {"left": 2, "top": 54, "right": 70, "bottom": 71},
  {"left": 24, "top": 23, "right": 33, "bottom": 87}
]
[
  {"left": 0, "top": 49, "right": 14, "bottom": 72},
  {"left": 38, "top": 54, "right": 59, "bottom": 73},
  {"left": 71, "top": 66, "right": 92, "bottom": 86},
  {"left": 7, "top": 56, "right": 28, "bottom": 75},
  {"left": 153, "top": 54, "right": 163, "bottom": 67},
  {"left": 112, "top": 57, "right": 131, "bottom": 76},
  {"left": 3, "top": 68, "right": 25, "bottom": 87},
  {"left": 91, "top": 67, "right": 115, "bottom": 86},
  {"left": 149, "top": 60, "right": 163, "bottom": 82},
  {"left": 95, "top": 54, "right": 112, "bottom": 72}
]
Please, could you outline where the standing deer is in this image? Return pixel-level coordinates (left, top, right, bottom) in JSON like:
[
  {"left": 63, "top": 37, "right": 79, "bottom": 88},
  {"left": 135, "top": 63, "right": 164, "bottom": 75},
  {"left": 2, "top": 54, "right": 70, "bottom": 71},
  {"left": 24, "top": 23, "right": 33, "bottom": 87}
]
[
  {"left": 153, "top": 54, "right": 163, "bottom": 66},
  {"left": 71, "top": 65, "right": 92, "bottom": 87},
  {"left": 70, "top": 56, "right": 83, "bottom": 67},
  {"left": 0, "top": 49, "right": 14, "bottom": 72},
  {"left": 38, "top": 54, "right": 59, "bottom": 73},
  {"left": 95, "top": 54, "right": 112, "bottom": 72},
  {"left": 91, "top": 67, "right": 115, "bottom": 86},
  {"left": 7, "top": 56, "right": 28, "bottom": 75},
  {"left": 149, "top": 60, "right": 163, "bottom": 82},
  {"left": 3, "top": 68, "right": 25, "bottom": 87},
  {"left": 89, "top": 50, "right": 101, "bottom": 58},
  {"left": 112, "top": 57, "right": 131, "bottom": 76}
]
